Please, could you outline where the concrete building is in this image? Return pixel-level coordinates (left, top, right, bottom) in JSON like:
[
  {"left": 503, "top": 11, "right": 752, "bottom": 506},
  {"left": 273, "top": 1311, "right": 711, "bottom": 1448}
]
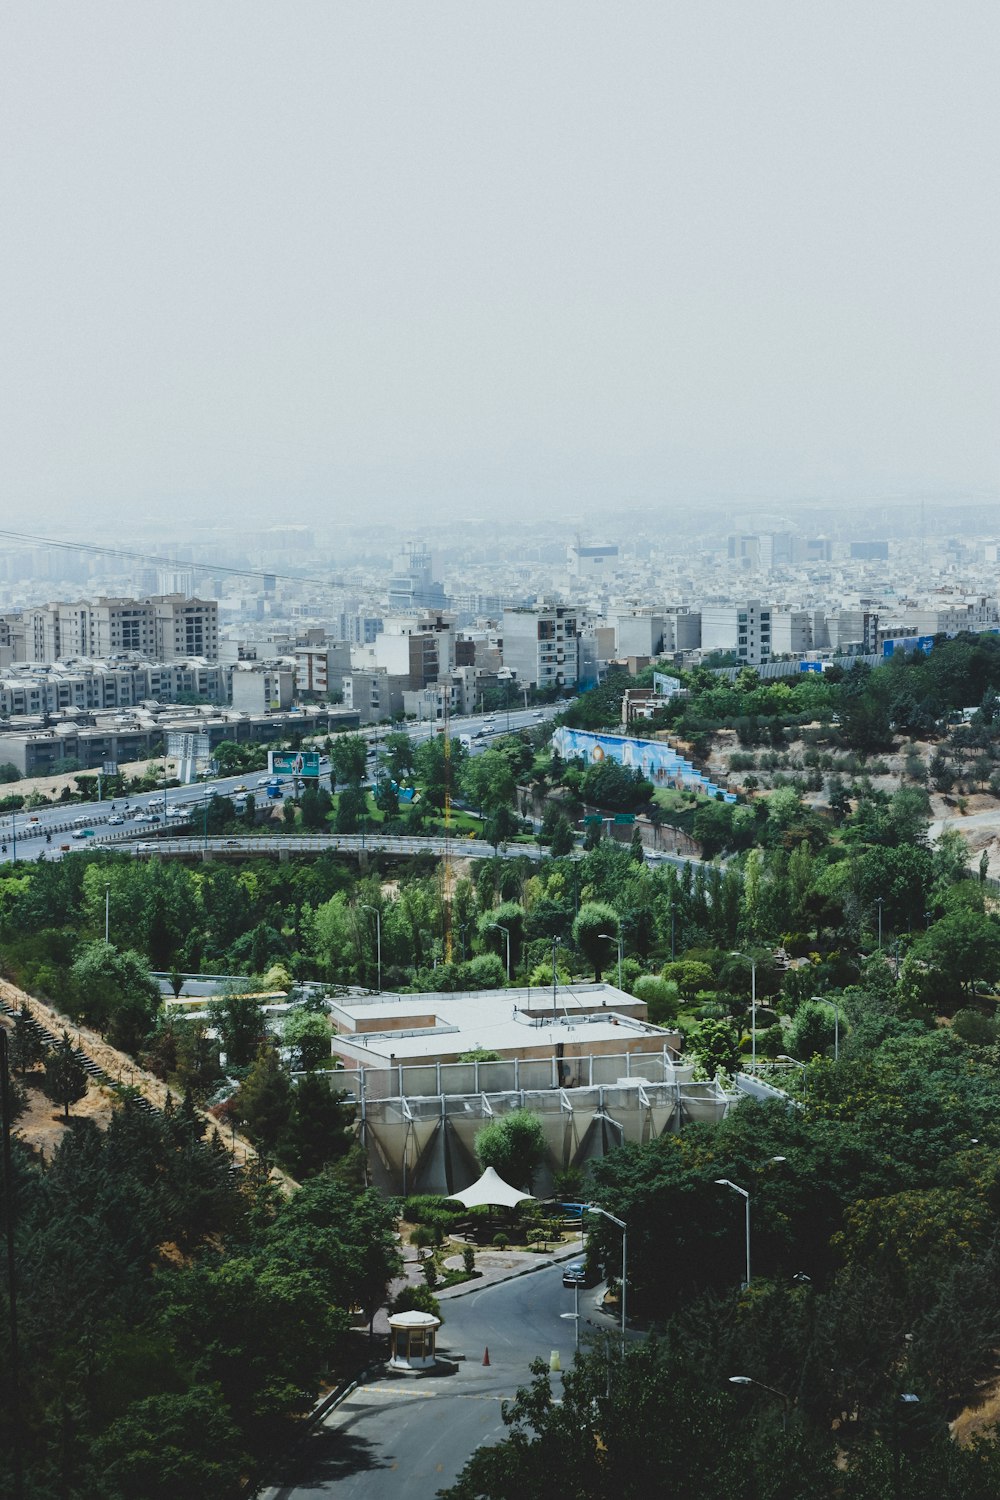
[
  {"left": 374, "top": 613, "right": 456, "bottom": 690},
  {"left": 387, "top": 542, "right": 446, "bottom": 613},
  {"left": 23, "top": 595, "right": 219, "bottom": 663},
  {"left": 342, "top": 668, "right": 404, "bottom": 725},
  {"left": 294, "top": 642, "right": 352, "bottom": 698},
  {"left": 700, "top": 599, "right": 773, "bottom": 665},
  {"left": 230, "top": 664, "right": 295, "bottom": 713},
  {"left": 613, "top": 609, "right": 667, "bottom": 657},
  {"left": 501, "top": 605, "right": 580, "bottom": 690},
  {"left": 568, "top": 542, "right": 619, "bottom": 580}
]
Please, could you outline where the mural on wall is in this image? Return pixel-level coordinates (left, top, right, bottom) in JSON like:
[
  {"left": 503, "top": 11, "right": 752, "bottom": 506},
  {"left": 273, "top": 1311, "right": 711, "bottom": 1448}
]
[{"left": 551, "top": 727, "right": 737, "bottom": 803}]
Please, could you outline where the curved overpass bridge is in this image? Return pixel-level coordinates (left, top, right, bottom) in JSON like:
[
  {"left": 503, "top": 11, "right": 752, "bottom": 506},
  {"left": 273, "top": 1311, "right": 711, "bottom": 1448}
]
[{"left": 122, "top": 831, "right": 707, "bottom": 872}]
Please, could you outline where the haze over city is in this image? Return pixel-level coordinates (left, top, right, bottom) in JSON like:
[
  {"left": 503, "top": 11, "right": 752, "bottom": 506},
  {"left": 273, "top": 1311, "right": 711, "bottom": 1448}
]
[{"left": 3, "top": 1, "right": 997, "bottom": 537}]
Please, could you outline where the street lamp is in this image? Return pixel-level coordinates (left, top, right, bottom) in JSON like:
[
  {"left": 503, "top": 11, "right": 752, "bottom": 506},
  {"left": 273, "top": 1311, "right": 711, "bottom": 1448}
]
[
  {"left": 584, "top": 1205, "right": 627, "bottom": 1351},
  {"left": 731, "top": 952, "right": 757, "bottom": 1073},
  {"left": 876, "top": 895, "right": 884, "bottom": 951},
  {"left": 487, "top": 922, "right": 511, "bottom": 983},
  {"left": 360, "top": 903, "right": 382, "bottom": 993},
  {"left": 728, "top": 1375, "right": 791, "bottom": 1428},
  {"left": 104, "top": 882, "right": 111, "bottom": 946},
  {"left": 814, "top": 992, "right": 840, "bottom": 1062},
  {"left": 561, "top": 1281, "right": 581, "bottom": 1352},
  {"left": 598, "top": 926, "right": 623, "bottom": 992},
  {"left": 715, "top": 1178, "right": 751, "bottom": 1290}
]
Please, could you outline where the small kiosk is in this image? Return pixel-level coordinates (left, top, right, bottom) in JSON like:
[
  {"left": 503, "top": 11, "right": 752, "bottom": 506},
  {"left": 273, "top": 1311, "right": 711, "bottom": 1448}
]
[{"left": 388, "top": 1309, "right": 441, "bottom": 1371}]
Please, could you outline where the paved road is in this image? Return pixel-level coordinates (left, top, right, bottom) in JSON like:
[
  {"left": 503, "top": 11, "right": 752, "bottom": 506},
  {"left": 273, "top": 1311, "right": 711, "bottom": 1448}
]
[
  {"left": 260, "top": 1264, "right": 610, "bottom": 1500},
  {"left": 0, "top": 708, "right": 559, "bottom": 866}
]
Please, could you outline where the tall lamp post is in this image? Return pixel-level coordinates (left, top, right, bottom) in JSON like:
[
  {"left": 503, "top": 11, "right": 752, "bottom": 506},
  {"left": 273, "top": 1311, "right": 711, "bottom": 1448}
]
[
  {"left": 487, "top": 922, "right": 511, "bottom": 983},
  {"left": 876, "top": 895, "right": 884, "bottom": 951},
  {"left": 104, "top": 882, "right": 111, "bottom": 945},
  {"left": 728, "top": 1375, "right": 791, "bottom": 1429},
  {"left": 585, "top": 1204, "right": 627, "bottom": 1351},
  {"left": 360, "top": 903, "right": 382, "bottom": 993},
  {"left": 715, "top": 1178, "right": 751, "bottom": 1290},
  {"left": 598, "top": 926, "right": 623, "bottom": 992}
]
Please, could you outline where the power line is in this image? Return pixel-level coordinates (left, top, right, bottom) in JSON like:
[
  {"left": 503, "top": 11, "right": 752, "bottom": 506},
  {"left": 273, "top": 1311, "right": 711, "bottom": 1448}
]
[{"left": 0, "top": 527, "right": 343, "bottom": 590}]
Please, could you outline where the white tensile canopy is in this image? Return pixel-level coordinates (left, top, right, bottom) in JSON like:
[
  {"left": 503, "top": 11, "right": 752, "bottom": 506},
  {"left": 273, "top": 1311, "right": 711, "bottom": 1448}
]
[{"left": 444, "top": 1166, "right": 534, "bottom": 1209}]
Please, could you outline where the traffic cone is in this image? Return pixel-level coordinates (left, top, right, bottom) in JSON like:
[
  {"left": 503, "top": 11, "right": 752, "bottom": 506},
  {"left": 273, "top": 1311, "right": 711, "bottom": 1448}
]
[{"left": 482, "top": 1347, "right": 490, "bottom": 1366}]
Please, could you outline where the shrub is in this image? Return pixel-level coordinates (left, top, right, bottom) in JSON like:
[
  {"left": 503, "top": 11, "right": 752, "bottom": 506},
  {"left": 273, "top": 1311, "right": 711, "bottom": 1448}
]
[{"left": 492, "top": 1232, "right": 509, "bottom": 1250}]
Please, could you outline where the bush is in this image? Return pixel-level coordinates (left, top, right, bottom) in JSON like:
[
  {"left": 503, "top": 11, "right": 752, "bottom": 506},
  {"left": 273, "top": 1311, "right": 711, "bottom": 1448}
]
[
  {"left": 951, "top": 1008, "right": 999, "bottom": 1047},
  {"left": 403, "top": 1195, "right": 457, "bottom": 1223},
  {"left": 392, "top": 1285, "right": 442, "bottom": 1321},
  {"left": 492, "top": 1232, "right": 509, "bottom": 1250},
  {"left": 632, "top": 974, "right": 679, "bottom": 1025}
]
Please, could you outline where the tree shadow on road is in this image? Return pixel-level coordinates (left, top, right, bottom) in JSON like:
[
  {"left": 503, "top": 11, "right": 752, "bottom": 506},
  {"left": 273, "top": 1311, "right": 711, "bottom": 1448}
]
[{"left": 271, "top": 1427, "right": 392, "bottom": 1493}]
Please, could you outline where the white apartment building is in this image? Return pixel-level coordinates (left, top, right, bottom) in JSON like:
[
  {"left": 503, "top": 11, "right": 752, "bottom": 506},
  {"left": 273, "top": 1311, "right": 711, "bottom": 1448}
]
[
  {"left": 501, "top": 605, "right": 580, "bottom": 690},
  {"left": 294, "top": 643, "right": 352, "bottom": 697},
  {"left": 230, "top": 664, "right": 294, "bottom": 713},
  {"left": 700, "top": 600, "right": 772, "bottom": 666},
  {"left": 23, "top": 595, "right": 219, "bottom": 663},
  {"left": 0, "top": 659, "right": 228, "bottom": 717}
]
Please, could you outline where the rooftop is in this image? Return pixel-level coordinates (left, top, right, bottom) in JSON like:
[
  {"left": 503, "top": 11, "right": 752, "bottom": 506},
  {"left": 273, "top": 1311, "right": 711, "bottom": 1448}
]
[{"left": 330, "top": 983, "right": 675, "bottom": 1066}]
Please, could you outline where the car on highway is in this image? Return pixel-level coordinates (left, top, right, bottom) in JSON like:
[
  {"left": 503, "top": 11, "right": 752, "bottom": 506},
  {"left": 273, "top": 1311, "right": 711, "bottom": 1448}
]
[
  {"left": 107, "top": 814, "right": 124, "bottom": 825},
  {"left": 233, "top": 783, "right": 249, "bottom": 793},
  {"left": 70, "top": 828, "right": 94, "bottom": 840},
  {"left": 562, "top": 1260, "right": 599, "bottom": 1288}
]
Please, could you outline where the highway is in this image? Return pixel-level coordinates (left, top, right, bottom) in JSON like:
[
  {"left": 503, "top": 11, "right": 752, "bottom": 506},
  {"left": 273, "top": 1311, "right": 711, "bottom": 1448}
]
[
  {"left": 259, "top": 1263, "right": 613, "bottom": 1500},
  {"left": 0, "top": 706, "right": 559, "bottom": 866}
]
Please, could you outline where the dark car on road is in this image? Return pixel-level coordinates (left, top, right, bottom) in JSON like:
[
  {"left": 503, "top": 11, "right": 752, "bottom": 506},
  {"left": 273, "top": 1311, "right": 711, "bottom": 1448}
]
[{"left": 562, "top": 1260, "right": 598, "bottom": 1288}]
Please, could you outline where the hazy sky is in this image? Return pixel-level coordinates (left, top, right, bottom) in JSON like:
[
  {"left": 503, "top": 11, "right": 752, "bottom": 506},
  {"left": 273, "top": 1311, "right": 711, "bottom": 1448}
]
[{"left": 3, "top": 2, "right": 997, "bottom": 532}]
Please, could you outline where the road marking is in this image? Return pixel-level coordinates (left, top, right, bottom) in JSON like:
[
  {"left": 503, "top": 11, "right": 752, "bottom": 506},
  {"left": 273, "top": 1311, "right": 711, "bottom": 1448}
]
[{"left": 357, "top": 1386, "right": 509, "bottom": 1402}]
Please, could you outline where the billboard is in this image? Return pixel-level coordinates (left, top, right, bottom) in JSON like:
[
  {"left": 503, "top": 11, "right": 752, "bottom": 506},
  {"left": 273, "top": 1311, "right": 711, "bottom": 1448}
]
[{"left": 268, "top": 750, "right": 321, "bottom": 779}]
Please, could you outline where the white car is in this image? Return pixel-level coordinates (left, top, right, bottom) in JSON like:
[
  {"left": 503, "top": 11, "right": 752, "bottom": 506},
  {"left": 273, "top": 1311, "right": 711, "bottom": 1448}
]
[{"left": 107, "top": 814, "right": 124, "bottom": 825}]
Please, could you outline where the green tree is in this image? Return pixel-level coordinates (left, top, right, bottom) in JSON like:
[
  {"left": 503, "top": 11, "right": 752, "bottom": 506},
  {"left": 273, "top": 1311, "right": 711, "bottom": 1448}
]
[
  {"left": 280, "top": 1073, "right": 356, "bottom": 1179},
  {"left": 235, "top": 1045, "right": 292, "bottom": 1155},
  {"left": 10, "top": 1001, "right": 45, "bottom": 1075},
  {"left": 43, "top": 1031, "right": 89, "bottom": 1118},
  {"left": 687, "top": 1017, "right": 741, "bottom": 1079},
  {"left": 281, "top": 1008, "right": 332, "bottom": 1071},
  {"left": 329, "top": 733, "right": 368, "bottom": 787},
  {"left": 786, "top": 999, "right": 840, "bottom": 1060},
  {"left": 92, "top": 1386, "right": 248, "bottom": 1500},
  {"left": 209, "top": 988, "right": 267, "bottom": 1069},
  {"left": 573, "top": 901, "right": 620, "bottom": 981},
  {"left": 918, "top": 907, "right": 1000, "bottom": 1000},
  {"left": 335, "top": 783, "right": 368, "bottom": 833},
  {"left": 483, "top": 804, "right": 520, "bottom": 852},
  {"left": 549, "top": 813, "right": 576, "bottom": 857},
  {"left": 383, "top": 731, "right": 416, "bottom": 782},
  {"left": 70, "top": 941, "right": 162, "bottom": 1052},
  {"left": 474, "top": 1108, "right": 545, "bottom": 1190}
]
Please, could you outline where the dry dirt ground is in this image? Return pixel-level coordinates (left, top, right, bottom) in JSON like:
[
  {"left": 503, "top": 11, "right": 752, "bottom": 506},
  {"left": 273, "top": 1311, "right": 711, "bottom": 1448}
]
[
  {"left": 7, "top": 756, "right": 180, "bottom": 804},
  {"left": 0, "top": 974, "right": 264, "bottom": 1168},
  {"left": 707, "top": 730, "right": 1000, "bottom": 879}
]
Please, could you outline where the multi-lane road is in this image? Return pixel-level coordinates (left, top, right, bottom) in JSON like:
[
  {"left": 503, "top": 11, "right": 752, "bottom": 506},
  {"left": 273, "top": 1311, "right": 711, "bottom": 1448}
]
[{"left": 0, "top": 707, "right": 560, "bottom": 866}]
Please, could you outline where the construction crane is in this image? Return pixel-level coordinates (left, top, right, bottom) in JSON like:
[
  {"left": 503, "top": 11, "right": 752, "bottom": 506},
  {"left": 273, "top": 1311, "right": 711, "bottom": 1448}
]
[{"left": 442, "top": 693, "right": 453, "bottom": 963}]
